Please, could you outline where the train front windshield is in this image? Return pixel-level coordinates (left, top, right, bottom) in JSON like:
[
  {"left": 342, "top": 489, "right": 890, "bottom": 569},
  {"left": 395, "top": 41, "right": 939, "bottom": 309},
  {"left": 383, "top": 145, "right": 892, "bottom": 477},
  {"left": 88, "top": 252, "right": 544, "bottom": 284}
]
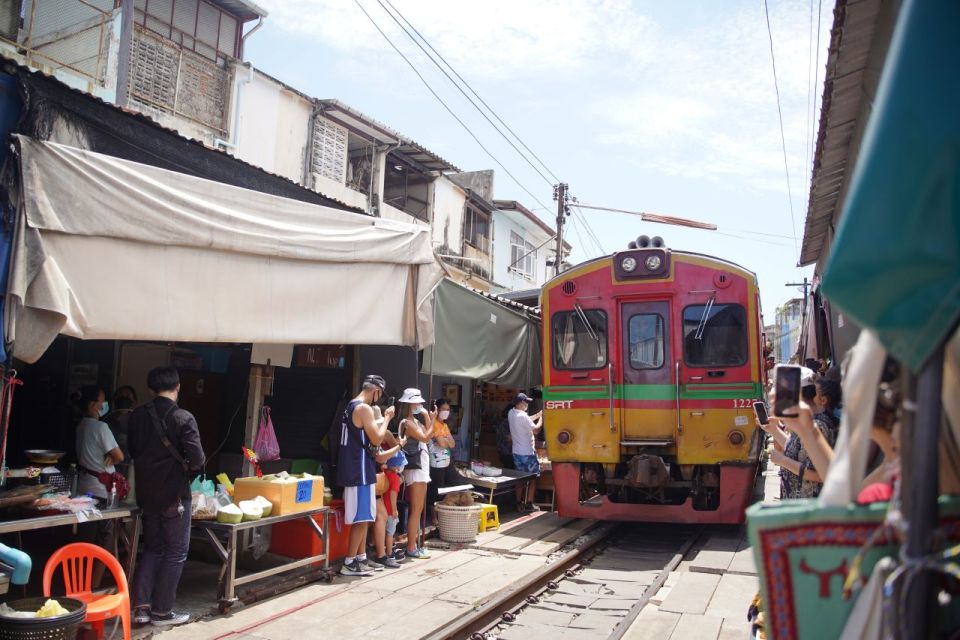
[{"left": 681, "top": 303, "right": 748, "bottom": 367}]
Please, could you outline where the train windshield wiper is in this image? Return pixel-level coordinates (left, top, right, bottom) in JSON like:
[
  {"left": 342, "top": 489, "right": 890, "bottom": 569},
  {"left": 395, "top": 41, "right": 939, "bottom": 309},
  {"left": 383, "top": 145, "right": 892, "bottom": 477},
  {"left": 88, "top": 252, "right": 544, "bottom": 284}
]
[
  {"left": 694, "top": 295, "right": 716, "bottom": 341},
  {"left": 574, "top": 303, "right": 602, "bottom": 349}
]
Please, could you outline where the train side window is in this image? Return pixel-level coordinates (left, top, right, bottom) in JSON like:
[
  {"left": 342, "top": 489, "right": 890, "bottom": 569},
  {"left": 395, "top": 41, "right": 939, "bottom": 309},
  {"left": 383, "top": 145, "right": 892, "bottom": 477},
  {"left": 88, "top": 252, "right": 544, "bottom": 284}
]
[
  {"left": 682, "top": 304, "right": 748, "bottom": 367},
  {"left": 628, "top": 314, "right": 665, "bottom": 369},
  {"left": 552, "top": 309, "right": 608, "bottom": 369}
]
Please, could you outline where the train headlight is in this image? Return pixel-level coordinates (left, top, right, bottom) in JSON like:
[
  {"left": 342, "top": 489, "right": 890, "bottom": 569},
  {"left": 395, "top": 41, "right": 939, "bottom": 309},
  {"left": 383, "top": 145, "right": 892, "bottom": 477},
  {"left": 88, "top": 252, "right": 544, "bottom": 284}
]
[
  {"left": 728, "top": 430, "right": 745, "bottom": 446},
  {"left": 557, "top": 430, "right": 572, "bottom": 445},
  {"left": 621, "top": 256, "right": 637, "bottom": 272},
  {"left": 645, "top": 255, "right": 662, "bottom": 271}
]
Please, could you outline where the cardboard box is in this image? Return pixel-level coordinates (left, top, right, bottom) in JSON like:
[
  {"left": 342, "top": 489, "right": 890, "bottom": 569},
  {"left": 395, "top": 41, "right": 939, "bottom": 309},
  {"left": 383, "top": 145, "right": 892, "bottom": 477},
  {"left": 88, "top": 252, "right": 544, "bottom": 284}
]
[{"left": 233, "top": 475, "right": 324, "bottom": 515}]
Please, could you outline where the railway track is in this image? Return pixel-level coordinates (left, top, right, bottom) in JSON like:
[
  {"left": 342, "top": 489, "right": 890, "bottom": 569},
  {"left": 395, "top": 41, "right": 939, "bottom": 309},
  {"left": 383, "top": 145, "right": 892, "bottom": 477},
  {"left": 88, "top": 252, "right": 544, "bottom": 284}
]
[{"left": 429, "top": 522, "right": 701, "bottom": 640}]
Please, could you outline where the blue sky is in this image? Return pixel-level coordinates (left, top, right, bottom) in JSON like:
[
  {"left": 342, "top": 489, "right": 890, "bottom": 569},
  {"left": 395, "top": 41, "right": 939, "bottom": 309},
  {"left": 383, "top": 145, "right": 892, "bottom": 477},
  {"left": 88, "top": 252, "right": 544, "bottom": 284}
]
[{"left": 247, "top": 0, "right": 832, "bottom": 320}]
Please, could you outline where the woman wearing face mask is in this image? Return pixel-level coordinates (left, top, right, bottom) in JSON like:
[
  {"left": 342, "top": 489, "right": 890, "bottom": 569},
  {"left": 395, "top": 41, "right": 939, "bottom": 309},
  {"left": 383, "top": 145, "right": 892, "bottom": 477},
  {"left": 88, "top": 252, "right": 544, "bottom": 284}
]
[
  {"left": 76, "top": 385, "right": 124, "bottom": 501},
  {"left": 427, "top": 398, "right": 465, "bottom": 526},
  {"left": 75, "top": 385, "right": 125, "bottom": 587},
  {"left": 397, "top": 388, "right": 434, "bottom": 559}
]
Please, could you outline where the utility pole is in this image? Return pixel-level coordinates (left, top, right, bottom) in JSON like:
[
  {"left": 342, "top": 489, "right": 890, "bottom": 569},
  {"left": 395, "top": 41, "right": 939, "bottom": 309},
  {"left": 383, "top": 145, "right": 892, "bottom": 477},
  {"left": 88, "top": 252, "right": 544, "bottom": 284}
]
[{"left": 553, "top": 183, "right": 569, "bottom": 275}]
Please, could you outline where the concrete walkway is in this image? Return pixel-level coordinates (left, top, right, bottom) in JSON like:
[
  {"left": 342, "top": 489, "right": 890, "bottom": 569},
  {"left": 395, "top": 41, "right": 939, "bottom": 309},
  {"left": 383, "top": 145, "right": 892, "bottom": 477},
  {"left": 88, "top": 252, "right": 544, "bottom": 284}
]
[{"left": 141, "top": 512, "right": 590, "bottom": 639}]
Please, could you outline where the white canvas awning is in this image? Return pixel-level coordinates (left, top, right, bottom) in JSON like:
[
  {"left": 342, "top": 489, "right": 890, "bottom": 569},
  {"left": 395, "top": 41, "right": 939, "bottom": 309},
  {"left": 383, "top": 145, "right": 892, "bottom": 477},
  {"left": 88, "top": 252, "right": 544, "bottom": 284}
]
[{"left": 6, "top": 136, "right": 446, "bottom": 363}]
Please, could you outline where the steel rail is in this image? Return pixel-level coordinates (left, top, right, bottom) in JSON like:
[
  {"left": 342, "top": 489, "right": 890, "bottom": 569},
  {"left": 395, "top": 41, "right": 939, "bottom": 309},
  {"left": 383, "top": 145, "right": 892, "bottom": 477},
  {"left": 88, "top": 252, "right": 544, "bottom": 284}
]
[
  {"left": 607, "top": 532, "right": 701, "bottom": 640},
  {"left": 422, "top": 522, "right": 618, "bottom": 640}
]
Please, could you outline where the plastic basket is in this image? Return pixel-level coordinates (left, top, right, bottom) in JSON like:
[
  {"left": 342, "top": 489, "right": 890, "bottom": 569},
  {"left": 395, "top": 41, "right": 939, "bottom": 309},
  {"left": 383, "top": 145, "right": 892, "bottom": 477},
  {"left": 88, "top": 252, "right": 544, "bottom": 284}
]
[
  {"left": 0, "top": 597, "right": 86, "bottom": 640},
  {"left": 436, "top": 503, "right": 483, "bottom": 543},
  {"left": 38, "top": 471, "right": 75, "bottom": 494}
]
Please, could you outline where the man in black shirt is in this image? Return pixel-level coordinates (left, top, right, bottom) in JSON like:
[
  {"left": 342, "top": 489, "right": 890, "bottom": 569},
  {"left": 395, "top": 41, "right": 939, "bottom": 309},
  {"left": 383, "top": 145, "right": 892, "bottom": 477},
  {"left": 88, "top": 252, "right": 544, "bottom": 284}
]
[{"left": 128, "top": 367, "right": 205, "bottom": 627}]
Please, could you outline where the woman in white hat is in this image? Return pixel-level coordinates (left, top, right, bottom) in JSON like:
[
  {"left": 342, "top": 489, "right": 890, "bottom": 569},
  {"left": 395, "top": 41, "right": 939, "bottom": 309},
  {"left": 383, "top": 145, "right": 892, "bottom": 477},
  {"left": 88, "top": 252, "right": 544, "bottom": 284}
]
[{"left": 397, "top": 388, "right": 435, "bottom": 559}]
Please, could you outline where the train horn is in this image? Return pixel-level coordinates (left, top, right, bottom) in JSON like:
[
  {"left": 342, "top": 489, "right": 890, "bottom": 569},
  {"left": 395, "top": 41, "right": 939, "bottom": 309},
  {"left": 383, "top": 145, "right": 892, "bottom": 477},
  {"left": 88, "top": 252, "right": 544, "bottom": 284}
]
[
  {"left": 652, "top": 236, "right": 665, "bottom": 248},
  {"left": 636, "top": 235, "right": 651, "bottom": 248},
  {"left": 627, "top": 241, "right": 638, "bottom": 249}
]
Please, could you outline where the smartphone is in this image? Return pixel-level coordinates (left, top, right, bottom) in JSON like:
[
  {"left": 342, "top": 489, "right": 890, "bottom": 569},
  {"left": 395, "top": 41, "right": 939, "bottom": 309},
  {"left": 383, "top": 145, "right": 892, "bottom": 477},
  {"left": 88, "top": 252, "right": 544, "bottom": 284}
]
[
  {"left": 753, "top": 401, "right": 770, "bottom": 426},
  {"left": 774, "top": 365, "right": 801, "bottom": 417}
]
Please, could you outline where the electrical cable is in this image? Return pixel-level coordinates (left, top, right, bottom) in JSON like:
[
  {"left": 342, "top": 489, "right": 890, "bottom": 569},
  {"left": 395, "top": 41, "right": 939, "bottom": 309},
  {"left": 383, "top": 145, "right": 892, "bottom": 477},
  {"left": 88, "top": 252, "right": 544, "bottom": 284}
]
[
  {"left": 571, "top": 207, "right": 605, "bottom": 255},
  {"left": 810, "top": 0, "right": 823, "bottom": 168},
  {"left": 804, "top": 0, "right": 815, "bottom": 185},
  {"left": 762, "top": 0, "right": 801, "bottom": 263},
  {"left": 352, "top": 0, "right": 553, "bottom": 214},
  {"left": 377, "top": 0, "right": 562, "bottom": 185}
]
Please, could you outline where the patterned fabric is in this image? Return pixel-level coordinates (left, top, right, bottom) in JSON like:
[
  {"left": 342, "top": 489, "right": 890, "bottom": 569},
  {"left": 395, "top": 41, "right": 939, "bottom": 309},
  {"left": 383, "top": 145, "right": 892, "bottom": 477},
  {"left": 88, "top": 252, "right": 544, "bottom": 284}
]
[
  {"left": 513, "top": 454, "right": 540, "bottom": 476},
  {"left": 780, "top": 412, "right": 840, "bottom": 500}
]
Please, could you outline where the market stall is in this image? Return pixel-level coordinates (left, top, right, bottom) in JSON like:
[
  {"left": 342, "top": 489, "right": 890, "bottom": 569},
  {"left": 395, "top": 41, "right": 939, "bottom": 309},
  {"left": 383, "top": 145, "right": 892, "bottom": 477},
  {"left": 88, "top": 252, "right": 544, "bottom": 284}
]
[{"left": 0, "top": 136, "right": 447, "bottom": 600}]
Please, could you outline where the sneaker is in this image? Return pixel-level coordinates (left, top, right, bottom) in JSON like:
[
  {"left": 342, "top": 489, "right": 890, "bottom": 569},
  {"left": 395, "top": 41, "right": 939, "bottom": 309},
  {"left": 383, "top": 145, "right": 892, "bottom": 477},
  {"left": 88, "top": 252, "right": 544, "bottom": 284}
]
[
  {"left": 375, "top": 555, "right": 401, "bottom": 569},
  {"left": 340, "top": 559, "right": 374, "bottom": 577},
  {"left": 150, "top": 611, "right": 190, "bottom": 627},
  {"left": 133, "top": 607, "right": 151, "bottom": 625},
  {"left": 360, "top": 557, "right": 384, "bottom": 572},
  {"left": 406, "top": 547, "right": 430, "bottom": 560},
  {"left": 393, "top": 549, "right": 407, "bottom": 562}
]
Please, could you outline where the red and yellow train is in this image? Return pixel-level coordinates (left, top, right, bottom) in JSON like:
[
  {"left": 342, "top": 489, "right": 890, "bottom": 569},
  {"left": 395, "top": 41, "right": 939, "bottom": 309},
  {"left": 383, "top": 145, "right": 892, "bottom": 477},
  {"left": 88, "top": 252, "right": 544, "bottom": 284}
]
[{"left": 541, "top": 236, "right": 765, "bottom": 523}]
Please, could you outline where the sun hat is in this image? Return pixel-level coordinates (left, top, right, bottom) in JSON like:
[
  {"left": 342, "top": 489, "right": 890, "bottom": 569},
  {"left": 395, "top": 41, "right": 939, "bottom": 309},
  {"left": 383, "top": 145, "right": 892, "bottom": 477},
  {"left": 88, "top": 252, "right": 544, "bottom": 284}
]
[
  {"left": 399, "top": 388, "right": 426, "bottom": 404},
  {"left": 799, "top": 367, "right": 817, "bottom": 388}
]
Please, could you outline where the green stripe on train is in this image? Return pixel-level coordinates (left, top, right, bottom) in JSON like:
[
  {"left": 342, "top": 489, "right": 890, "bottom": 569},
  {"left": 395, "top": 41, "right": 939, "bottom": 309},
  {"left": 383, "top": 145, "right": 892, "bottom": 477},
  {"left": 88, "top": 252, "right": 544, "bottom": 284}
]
[{"left": 544, "top": 382, "right": 763, "bottom": 401}]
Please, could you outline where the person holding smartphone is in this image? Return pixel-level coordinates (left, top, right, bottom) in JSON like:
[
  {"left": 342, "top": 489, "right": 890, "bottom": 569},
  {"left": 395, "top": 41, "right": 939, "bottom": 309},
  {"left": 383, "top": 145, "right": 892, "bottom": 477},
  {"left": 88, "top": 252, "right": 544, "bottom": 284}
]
[{"left": 765, "top": 368, "right": 841, "bottom": 499}]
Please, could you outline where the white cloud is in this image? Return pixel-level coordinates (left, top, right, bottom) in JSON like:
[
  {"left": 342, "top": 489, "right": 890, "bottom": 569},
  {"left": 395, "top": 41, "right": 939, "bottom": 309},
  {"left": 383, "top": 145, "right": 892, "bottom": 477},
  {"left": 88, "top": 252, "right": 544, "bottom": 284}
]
[
  {"left": 260, "top": 0, "right": 824, "bottom": 205},
  {"left": 258, "top": 0, "right": 660, "bottom": 79}
]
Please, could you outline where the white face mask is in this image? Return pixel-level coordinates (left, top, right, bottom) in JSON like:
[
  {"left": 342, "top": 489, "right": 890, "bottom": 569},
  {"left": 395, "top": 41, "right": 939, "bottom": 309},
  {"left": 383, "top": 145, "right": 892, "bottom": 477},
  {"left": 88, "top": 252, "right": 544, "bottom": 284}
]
[
  {"left": 98, "top": 401, "right": 110, "bottom": 418},
  {"left": 439, "top": 410, "right": 450, "bottom": 421}
]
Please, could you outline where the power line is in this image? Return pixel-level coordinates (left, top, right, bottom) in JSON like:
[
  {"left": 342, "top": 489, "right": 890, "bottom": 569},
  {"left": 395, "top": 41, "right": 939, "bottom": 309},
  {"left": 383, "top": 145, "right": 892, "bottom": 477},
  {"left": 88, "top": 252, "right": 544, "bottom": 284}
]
[
  {"left": 762, "top": 0, "right": 801, "bottom": 263},
  {"left": 375, "top": 0, "right": 556, "bottom": 188},
  {"left": 378, "top": 0, "right": 562, "bottom": 185},
  {"left": 810, "top": 0, "right": 824, "bottom": 169},
  {"left": 570, "top": 206, "right": 606, "bottom": 255},
  {"left": 804, "top": 0, "right": 815, "bottom": 186},
  {"left": 352, "top": 0, "right": 553, "bottom": 214}
]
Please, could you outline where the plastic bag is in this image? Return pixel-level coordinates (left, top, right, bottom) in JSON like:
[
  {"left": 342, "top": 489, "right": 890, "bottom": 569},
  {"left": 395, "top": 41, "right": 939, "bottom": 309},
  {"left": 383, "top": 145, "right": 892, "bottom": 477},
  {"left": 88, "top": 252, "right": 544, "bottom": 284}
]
[
  {"left": 191, "top": 492, "right": 217, "bottom": 520},
  {"left": 254, "top": 406, "right": 281, "bottom": 462},
  {"left": 190, "top": 475, "right": 215, "bottom": 497}
]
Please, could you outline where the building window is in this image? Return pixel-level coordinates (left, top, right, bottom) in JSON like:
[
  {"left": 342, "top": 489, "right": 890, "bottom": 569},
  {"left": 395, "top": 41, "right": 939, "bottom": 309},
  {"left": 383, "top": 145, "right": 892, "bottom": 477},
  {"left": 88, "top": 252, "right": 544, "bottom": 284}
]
[
  {"left": 134, "top": 0, "right": 239, "bottom": 61},
  {"left": 509, "top": 231, "right": 536, "bottom": 279},
  {"left": 463, "top": 204, "right": 490, "bottom": 254},
  {"left": 628, "top": 314, "right": 664, "bottom": 369},
  {"left": 552, "top": 309, "right": 608, "bottom": 370},
  {"left": 682, "top": 303, "right": 748, "bottom": 367}
]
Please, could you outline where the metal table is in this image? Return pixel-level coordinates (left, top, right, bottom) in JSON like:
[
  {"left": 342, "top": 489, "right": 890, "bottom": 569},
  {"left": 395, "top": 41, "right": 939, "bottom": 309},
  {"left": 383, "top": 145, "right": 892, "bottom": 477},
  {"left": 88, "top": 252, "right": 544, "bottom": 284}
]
[
  {"left": 461, "top": 468, "right": 537, "bottom": 505},
  {"left": 0, "top": 505, "right": 142, "bottom": 578},
  {"left": 192, "top": 506, "right": 330, "bottom": 613}
]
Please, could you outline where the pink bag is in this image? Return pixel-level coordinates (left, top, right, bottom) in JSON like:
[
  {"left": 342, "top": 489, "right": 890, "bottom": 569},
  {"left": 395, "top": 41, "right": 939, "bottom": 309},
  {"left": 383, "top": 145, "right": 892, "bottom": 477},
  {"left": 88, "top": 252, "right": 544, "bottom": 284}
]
[{"left": 254, "top": 406, "right": 281, "bottom": 461}]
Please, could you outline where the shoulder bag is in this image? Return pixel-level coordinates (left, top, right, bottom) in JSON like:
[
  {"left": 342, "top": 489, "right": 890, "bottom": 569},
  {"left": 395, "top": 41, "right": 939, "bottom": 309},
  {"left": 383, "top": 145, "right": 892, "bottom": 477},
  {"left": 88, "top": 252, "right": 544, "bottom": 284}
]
[{"left": 399, "top": 419, "right": 421, "bottom": 470}]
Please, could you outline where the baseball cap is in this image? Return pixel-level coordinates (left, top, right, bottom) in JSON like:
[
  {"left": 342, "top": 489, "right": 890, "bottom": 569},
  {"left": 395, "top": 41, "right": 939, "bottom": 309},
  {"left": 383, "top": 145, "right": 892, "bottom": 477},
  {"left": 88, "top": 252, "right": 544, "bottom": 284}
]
[
  {"left": 513, "top": 393, "right": 533, "bottom": 405},
  {"left": 363, "top": 374, "right": 386, "bottom": 391},
  {"left": 385, "top": 450, "right": 407, "bottom": 470},
  {"left": 800, "top": 367, "right": 817, "bottom": 388}
]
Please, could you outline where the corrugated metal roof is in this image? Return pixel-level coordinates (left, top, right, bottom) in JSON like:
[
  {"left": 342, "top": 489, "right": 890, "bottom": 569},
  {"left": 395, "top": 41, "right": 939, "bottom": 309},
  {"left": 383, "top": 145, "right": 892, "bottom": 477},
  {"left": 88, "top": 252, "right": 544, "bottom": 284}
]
[
  {"left": 800, "top": 0, "right": 893, "bottom": 267},
  {"left": 209, "top": 0, "right": 268, "bottom": 21},
  {"left": 318, "top": 99, "right": 462, "bottom": 173},
  {"left": 2, "top": 57, "right": 362, "bottom": 214}
]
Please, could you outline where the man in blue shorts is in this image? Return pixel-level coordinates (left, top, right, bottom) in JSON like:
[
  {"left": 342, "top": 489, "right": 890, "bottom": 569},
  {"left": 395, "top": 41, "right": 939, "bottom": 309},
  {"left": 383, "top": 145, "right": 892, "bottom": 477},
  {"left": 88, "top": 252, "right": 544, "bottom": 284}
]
[
  {"left": 338, "top": 374, "right": 394, "bottom": 576},
  {"left": 508, "top": 393, "right": 542, "bottom": 511}
]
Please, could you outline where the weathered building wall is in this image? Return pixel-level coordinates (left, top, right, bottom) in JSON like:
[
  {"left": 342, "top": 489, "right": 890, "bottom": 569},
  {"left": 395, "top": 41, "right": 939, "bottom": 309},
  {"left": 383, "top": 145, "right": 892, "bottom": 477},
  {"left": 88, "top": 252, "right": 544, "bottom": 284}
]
[
  {"left": 491, "top": 208, "right": 552, "bottom": 292},
  {"left": 234, "top": 70, "right": 311, "bottom": 183},
  {"left": 431, "top": 177, "right": 467, "bottom": 255}
]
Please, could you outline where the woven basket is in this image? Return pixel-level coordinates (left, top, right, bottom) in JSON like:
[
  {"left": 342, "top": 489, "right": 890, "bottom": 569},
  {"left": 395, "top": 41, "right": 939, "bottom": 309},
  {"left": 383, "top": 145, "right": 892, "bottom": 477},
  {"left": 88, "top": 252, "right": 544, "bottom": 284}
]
[{"left": 436, "top": 503, "right": 483, "bottom": 543}]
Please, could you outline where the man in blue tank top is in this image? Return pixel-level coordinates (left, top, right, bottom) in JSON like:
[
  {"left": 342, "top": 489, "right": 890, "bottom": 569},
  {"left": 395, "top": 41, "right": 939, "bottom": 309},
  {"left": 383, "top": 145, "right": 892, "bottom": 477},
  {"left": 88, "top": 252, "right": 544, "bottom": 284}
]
[{"left": 338, "top": 374, "right": 394, "bottom": 576}]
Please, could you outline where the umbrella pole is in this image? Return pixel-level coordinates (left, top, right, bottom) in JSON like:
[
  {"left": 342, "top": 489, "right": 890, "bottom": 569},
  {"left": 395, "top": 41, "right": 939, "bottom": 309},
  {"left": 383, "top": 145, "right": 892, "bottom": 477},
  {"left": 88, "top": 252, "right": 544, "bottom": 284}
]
[{"left": 901, "top": 342, "right": 945, "bottom": 638}]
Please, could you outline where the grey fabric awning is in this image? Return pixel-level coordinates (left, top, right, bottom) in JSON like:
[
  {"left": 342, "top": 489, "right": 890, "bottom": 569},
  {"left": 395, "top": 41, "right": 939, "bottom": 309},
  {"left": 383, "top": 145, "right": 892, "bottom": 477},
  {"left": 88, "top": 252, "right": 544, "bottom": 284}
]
[{"left": 422, "top": 279, "right": 541, "bottom": 389}]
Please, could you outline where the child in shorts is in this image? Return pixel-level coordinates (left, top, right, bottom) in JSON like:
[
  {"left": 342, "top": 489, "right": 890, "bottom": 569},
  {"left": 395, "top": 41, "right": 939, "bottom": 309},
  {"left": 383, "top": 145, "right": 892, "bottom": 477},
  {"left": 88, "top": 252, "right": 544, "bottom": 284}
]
[{"left": 381, "top": 450, "right": 406, "bottom": 564}]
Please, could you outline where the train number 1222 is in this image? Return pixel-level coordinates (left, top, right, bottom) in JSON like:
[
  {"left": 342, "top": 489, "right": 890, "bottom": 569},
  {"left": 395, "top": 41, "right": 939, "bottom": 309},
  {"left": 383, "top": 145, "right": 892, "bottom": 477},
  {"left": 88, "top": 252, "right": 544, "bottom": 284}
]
[{"left": 732, "top": 398, "right": 755, "bottom": 409}]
